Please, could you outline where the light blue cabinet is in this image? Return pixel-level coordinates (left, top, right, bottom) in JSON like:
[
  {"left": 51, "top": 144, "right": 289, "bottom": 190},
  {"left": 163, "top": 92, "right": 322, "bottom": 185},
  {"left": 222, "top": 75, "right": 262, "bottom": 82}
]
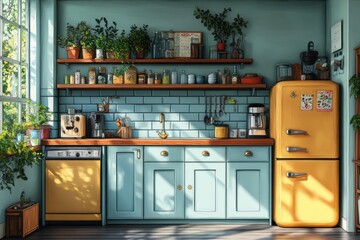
[
  {"left": 144, "top": 162, "right": 184, "bottom": 219},
  {"left": 185, "top": 162, "right": 226, "bottom": 219},
  {"left": 107, "top": 146, "right": 143, "bottom": 219},
  {"left": 226, "top": 146, "right": 271, "bottom": 220}
]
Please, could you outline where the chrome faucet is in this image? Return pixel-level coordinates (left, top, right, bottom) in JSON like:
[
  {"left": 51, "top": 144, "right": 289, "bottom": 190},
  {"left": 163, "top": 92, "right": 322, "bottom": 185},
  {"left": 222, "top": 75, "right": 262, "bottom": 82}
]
[{"left": 157, "top": 112, "right": 168, "bottom": 139}]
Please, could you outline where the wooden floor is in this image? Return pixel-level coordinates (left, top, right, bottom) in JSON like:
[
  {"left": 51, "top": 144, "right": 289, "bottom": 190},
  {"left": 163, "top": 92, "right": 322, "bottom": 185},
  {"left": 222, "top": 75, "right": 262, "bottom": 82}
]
[{"left": 4, "top": 225, "right": 360, "bottom": 240}]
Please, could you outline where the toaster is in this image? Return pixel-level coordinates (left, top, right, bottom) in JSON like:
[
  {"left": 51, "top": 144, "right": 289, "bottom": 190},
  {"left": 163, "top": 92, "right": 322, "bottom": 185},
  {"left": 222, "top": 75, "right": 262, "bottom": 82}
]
[{"left": 60, "top": 114, "right": 86, "bottom": 138}]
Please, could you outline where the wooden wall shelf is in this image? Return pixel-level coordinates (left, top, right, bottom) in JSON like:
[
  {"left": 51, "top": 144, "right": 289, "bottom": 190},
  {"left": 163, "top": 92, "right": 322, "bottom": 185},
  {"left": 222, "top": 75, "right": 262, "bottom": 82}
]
[
  {"left": 56, "top": 83, "right": 266, "bottom": 90},
  {"left": 57, "top": 58, "right": 253, "bottom": 64}
]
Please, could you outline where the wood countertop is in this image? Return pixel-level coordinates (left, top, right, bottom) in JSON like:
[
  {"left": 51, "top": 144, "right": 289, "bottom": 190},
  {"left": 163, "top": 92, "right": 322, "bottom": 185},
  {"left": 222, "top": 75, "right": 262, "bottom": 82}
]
[{"left": 42, "top": 138, "right": 274, "bottom": 146}]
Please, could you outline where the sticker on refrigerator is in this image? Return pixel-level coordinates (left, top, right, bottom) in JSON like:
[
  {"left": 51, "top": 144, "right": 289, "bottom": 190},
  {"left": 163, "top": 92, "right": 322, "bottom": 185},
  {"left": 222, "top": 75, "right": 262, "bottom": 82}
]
[
  {"left": 301, "top": 94, "right": 313, "bottom": 110},
  {"left": 316, "top": 90, "right": 333, "bottom": 111}
]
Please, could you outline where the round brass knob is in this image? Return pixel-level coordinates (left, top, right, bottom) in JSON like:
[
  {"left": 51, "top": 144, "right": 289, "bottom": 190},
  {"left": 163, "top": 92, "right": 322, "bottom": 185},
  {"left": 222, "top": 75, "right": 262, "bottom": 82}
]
[
  {"left": 177, "top": 185, "right": 182, "bottom": 190},
  {"left": 244, "top": 150, "right": 253, "bottom": 157},
  {"left": 187, "top": 185, "right": 193, "bottom": 190},
  {"left": 160, "top": 151, "right": 169, "bottom": 156},
  {"left": 202, "top": 151, "right": 210, "bottom": 157}
]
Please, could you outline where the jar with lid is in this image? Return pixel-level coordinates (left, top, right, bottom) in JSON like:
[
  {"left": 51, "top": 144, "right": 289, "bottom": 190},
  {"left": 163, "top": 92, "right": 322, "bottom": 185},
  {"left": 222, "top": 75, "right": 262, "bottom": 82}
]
[
  {"left": 154, "top": 73, "right": 161, "bottom": 84},
  {"left": 69, "top": 74, "right": 75, "bottom": 84},
  {"left": 98, "top": 67, "right": 106, "bottom": 84},
  {"left": 162, "top": 69, "right": 170, "bottom": 84},
  {"left": 138, "top": 69, "right": 147, "bottom": 84},
  {"left": 165, "top": 32, "right": 175, "bottom": 58},
  {"left": 124, "top": 65, "right": 137, "bottom": 84},
  {"left": 180, "top": 70, "right": 187, "bottom": 84},
  {"left": 171, "top": 67, "right": 178, "bottom": 84},
  {"left": 147, "top": 70, "right": 154, "bottom": 84},
  {"left": 276, "top": 64, "right": 292, "bottom": 82},
  {"left": 64, "top": 74, "right": 70, "bottom": 84},
  {"left": 75, "top": 70, "right": 81, "bottom": 84},
  {"left": 88, "top": 67, "right": 96, "bottom": 84},
  {"left": 107, "top": 72, "right": 113, "bottom": 84}
]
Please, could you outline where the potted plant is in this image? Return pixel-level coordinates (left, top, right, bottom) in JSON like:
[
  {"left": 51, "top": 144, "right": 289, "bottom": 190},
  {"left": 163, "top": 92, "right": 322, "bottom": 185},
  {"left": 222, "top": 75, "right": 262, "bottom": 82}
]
[
  {"left": 24, "top": 100, "right": 52, "bottom": 145},
  {"left": 114, "top": 30, "right": 130, "bottom": 61},
  {"left": 113, "top": 66, "right": 124, "bottom": 84},
  {"left": 104, "top": 20, "right": 119, "bottom": 59},
  {"left": 57, "top": 22, "right": 81, "bottom": 59},
  {"left": 128, "top": 24, "right": 151, "bottom": 59},
  {"left": 230, "top": 14, "right": 248, "bottom": 58},
  {"left": 0, "top": 126, "right": 43, "bottom": 192},
  {"left": 93, "top": 17, "right": 118, "bottom": 59},
  {"left": 78, "top": 21, "right": 95, "bottom": 59},
  {"left": 194, "top": 7, "right": 247, "bottom": 52}
]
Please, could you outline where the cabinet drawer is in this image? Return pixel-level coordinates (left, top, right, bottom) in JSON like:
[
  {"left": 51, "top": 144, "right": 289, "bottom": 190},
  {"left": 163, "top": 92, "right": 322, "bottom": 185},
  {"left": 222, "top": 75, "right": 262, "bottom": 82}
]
[
  {"left": 144, "top": 146, "right": 184, "bottom": 162},
  {"left": 185, "top": 147, "right": 225, "bottom": 162},
  {"left": 227, "top": 146, "right": 271, "bottom": 162}
]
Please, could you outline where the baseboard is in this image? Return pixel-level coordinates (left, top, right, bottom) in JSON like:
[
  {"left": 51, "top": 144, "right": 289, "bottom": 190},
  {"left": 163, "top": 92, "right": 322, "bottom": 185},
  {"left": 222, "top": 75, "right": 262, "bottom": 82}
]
[
  {"left": 0, "top": 222, "right": 5, "bottom": 239},
  {"left": 340, "top": 217, "right": 349, "bottom": 232}
]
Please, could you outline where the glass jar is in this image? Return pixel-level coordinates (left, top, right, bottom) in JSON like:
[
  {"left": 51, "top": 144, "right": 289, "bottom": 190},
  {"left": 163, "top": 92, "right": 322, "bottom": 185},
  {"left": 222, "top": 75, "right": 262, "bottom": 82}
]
[
  {"left": 75, "top": 70, "right": 81, "bottom": 84},
  {"left": 124, "top": 65, "right": 137, "bottom": 84},
  {"left": 147, "top": 70, "right": 154, "bottom": 84},
  {"left": 64, "top": 74, "right": 70, "bottom": 84},
  {"left": 276, "top": 64, "right": 292, "bottom": 82},
  {"left": 107, "top": 72, "right": 113, "bottom": 84},
  {"left": 154, "top": 73, "right": 161, "bottom": 84},
  {"left": 162, "top": 69, "right": 170, "bottom": 84},
  {"left": 88, "top": 67, "right": 96, "bottom": 84},
  {"left": 138, "top": 69, "right": 147, "bottom": 84},
  {"left": 98, "top": 67, "right": 106, "bottom": 84},
  {"left": 171, "top": 68, "right": 178, "bottom": 84},
  {"left": 180, "top": 70, "right": 187, "bottom": 84}
]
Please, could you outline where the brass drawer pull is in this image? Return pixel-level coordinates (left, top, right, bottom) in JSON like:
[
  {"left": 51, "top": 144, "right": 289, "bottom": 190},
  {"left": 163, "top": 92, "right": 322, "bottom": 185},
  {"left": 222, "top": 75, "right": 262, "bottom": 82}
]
[
  {"left": 160, "top": 151, "right": 169, "bottom": 157},
  {"left": 202, "top": 151, "right": 210, "bottom": 157},
  {"left": 133, "top": 148, "right": 141, "bottom": 159},
  {"left": 244, "top": 150, "right": 253, "bottom": 157},
  {"left": 187, "top": 185, "right": 193, "bottom": 190},
  {"left": 177, "top": 185, "right": 182, "bottom": 190}
]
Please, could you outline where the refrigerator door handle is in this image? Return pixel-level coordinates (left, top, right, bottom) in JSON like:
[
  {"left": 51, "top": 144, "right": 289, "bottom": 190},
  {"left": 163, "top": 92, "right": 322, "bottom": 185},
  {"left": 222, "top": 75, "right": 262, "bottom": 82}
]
[
  {"left": 286, "top": 171, "right": 308, "bottom": 178},
  {"left": 286, "top": 147, "right": 307, "bottom": 152},
  {"left": 286, "top": 129, "right": 308, "bottom": 135}
]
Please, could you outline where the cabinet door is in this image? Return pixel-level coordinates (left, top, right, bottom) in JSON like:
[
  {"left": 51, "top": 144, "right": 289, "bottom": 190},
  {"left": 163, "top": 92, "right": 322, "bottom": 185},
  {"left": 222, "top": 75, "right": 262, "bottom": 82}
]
[
  {"left": 107, "top": 146, "right": 143, "bottom": 219},
  {"left": 227, "top": 162, "right": 270, "bottom": 219},
  {"left": 185, "top": 162, "right": 226, "bottom": 219},
  {"left": 144, "top": 163, "right": 184, "bottom": 219}
]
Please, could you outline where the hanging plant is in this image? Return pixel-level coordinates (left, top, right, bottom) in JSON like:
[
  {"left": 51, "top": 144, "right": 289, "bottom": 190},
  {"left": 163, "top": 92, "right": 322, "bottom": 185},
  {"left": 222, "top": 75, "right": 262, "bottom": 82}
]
[{"left": 350, "top": 74, "right": 360, "bottom": 129}]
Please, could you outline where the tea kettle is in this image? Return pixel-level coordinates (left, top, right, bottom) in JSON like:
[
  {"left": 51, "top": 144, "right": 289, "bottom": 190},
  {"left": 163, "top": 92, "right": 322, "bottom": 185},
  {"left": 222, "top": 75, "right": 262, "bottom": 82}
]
[{"left": 247, "top": 103, "right": 267, "bottom": 138}]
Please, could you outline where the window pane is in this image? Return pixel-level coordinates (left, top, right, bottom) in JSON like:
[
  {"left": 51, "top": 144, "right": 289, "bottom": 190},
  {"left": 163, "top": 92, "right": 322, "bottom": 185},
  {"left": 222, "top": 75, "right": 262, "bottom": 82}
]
[
  {"left": 21, "top": 0, "right": 26, "bottom": 26},
  {"left": 2, "top": 22, "right": 19, "bottom": 60},
  {"left": 2, "top": 60, "right": 19, "bottom": 97},
  {"left": 21, "top": 29, "right": 27, "bottom": 62},
  {"left": 3, "top": 101, "right": 19, "bottom": 130},
  {"left": 21, "top": 65, "right": 27, "bottom": 98},
  {"left": 2, "top": 0, "right": 18, "bottom": 23}
]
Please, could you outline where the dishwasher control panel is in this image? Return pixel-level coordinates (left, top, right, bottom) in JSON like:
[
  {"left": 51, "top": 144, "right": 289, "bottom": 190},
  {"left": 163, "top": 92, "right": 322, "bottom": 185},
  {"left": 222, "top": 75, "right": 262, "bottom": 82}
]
[{"left": 46, "top": 147, "right": 101, "bottom": 159}]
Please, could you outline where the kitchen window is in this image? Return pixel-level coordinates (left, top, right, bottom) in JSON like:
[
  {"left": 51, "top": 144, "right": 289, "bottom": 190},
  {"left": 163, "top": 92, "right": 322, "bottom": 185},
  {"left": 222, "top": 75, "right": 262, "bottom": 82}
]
[{"left": 0, "top": 0, "right": 29, "bottom": 132}]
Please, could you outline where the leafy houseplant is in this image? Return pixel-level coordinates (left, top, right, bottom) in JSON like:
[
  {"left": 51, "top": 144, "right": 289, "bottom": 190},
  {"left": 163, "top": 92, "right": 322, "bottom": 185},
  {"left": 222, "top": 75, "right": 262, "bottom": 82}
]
[
  {"left": 57, "top": 22, "right": 81, "bottom": 59},
  {"left": 78, "top": 21, "right": 95, "bottom": 59},
  {"left": 0, "top": 125, "right": 43, "bottom": 192},
  {"left": 104, "top": 19, "right": 119, "bottom": 59},
  {"left": 25, "top": 100, "right": 52, "bottom": 142},
  {"left": 350, "top": 74, "right": 360, "bottom": 129},
  {"left": 193, "top": 7, "right": 248, "bottom": 51},
  {"left": 114, "top": 30, "right": 130, "bottom": 61},
  {"left": 128, "top": 24, "right": 151, "bottom": 59},
  {"left": 92, "top": 17, "right": 118, "bottom": 59}
]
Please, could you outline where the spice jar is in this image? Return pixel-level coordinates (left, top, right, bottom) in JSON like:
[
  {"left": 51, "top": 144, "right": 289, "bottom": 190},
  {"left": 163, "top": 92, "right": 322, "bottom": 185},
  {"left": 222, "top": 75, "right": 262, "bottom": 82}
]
[
  {"left": 107, "top": 72, "right": 113, "bottom": 84},
  {"left": 154, "top": 73, "right": 161, "bottom": 84},
  {"left": 162, "top": 69, "right": 170, "bottom": 84},
  {"left": 147, "top": 70, "right": 154, "bottom": 84},
  {"left": 138, "top": 69, "right": 147, "bottom": 84},
  {"left": 88, "top": 67, "right": 96, "bottom": 84},
  {"left": 69, "top": 74, "right": 75, "bottom": 84},
  {"left": 75, "top": 69, "right": 81, "bottom": 84},
  {"left": 98, "top": 67, "right": 106, "bottom": 84},
  {"left": 64, "top": 74, "right": 70, "bottom": 84}
]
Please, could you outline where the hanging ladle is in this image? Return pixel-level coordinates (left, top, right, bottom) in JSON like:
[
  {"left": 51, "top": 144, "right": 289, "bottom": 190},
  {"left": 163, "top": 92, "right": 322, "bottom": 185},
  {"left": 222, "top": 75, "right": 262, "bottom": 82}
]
[{"left": 204, "top": 96, "right": 210, "bottom": 125}]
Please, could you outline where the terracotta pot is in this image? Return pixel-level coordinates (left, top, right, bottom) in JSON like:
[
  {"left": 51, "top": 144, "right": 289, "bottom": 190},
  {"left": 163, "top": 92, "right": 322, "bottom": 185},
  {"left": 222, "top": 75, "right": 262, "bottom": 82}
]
[
  {"left": 82, "top": 48, "right": 94, "bottom": 59},
  {"left": 106, "top": 51, "right": 116, "bottom": 59},
  {"left": 135, "top": 49, "right": 145, "bottom": 59},
  {"left": 40, "top": 124, "right": 51, "bottom": 139},
  {"left": 217, "top": 42, "right": 226, "bottom": 51},
  {"left": 66, "top": 46, "right": 80, "bottom": 59}
]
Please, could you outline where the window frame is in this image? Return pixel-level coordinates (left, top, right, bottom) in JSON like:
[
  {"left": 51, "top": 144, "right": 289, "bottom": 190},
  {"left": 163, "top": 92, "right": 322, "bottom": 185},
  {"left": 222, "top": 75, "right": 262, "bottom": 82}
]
[{"left": 0, "top": 0, "right": 30, "bottom": 132}]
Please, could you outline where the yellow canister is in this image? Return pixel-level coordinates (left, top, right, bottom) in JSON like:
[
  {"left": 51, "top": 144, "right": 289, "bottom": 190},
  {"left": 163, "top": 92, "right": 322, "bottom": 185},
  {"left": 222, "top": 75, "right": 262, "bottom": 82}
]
[{"left": 214, "top": 125, "right": 229, "bottom": 139}]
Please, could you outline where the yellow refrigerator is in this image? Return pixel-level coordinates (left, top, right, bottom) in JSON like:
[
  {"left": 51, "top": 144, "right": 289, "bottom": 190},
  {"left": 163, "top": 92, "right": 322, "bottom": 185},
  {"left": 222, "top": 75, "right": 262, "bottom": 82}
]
[{"left": 270, "top": 80, "right": 339, "bottom": 227}]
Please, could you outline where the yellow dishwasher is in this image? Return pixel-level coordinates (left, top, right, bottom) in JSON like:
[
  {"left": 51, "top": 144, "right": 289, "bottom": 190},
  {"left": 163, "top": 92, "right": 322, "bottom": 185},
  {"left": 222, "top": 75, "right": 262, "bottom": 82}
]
[{"left": 45, "top": 147, "right": 101, "bottom": 222}]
